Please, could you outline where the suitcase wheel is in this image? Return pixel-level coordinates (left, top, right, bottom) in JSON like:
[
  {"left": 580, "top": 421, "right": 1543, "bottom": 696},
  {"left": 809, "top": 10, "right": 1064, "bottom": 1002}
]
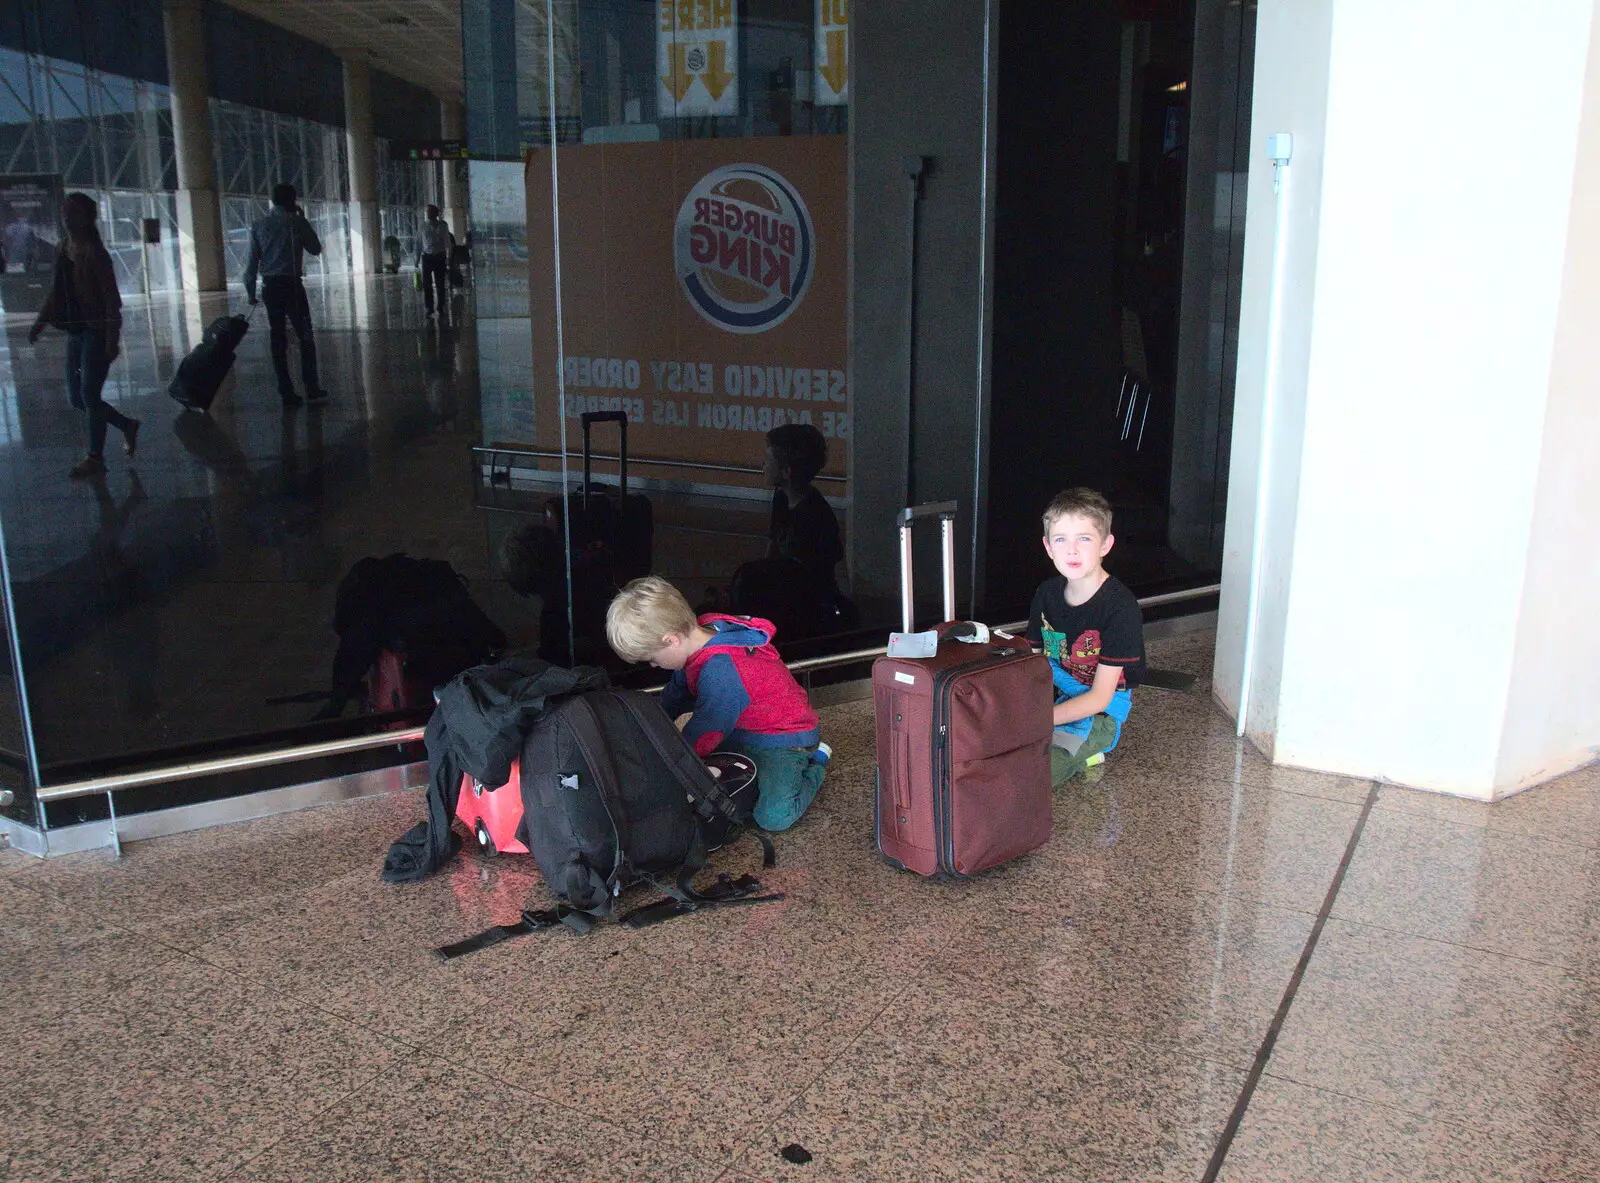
[
  {"left": 474, "top": 820, "right": 496, "bottom": 856},
  {"left": 876, "top": 848, "right": 908, "bottom": 874}
]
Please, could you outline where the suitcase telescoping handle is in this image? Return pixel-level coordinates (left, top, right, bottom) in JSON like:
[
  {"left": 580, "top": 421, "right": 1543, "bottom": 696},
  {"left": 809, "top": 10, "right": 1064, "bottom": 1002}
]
[
  {"left": 580, "top": 410, "right": 628, "bottom": 509},
  {"left": 898, "top": 501, "right": 958, "bottom": 633}
]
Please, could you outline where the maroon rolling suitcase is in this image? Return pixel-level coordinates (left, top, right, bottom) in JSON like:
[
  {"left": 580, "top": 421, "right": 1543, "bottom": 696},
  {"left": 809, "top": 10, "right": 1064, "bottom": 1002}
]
[{"left": 873, "top": 502, "right": 1054, "bottom": 877}]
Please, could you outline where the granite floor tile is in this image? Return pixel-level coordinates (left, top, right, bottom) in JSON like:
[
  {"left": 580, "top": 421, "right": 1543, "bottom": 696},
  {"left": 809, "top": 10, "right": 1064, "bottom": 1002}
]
[
  {"left": 432, "top": 896, "right": 910, "bottom": 1163},
  {"left": 1374, "top": 760, "right": 1600, "bottom": 851},
  {"left": 1218, "top": 1074, "right": 1600, "bottom": 1183},
  {"left": 1332, "top": 806, "right": 1600, "bottom": 967},
  {"left": 10, "top": 791, "right": 424, "bottom": 948},
  {"left": 1144, "top": 626, "right": 1219, "bottom": 680},
  {"left": 1, "top": 951, "right": 399, "bottom": 1183},
  {"left": 1268, "top": 918, "right": 1600, "bottom": 1142},
  {"left": 921, "top": 887, "right": 1314, "bottom": 1069},
  {"left": 179, "top": 850, "right": 565, "bottom": 1046},
  {"left": 217, "top": 1058, "right": 724, "bottom": 1183},
  {"left": 736, "top": 978, "right": 1244, "bottom": 1183},
  {"left": 0, "top": 842, "right": 35, "bottom": 875},
  {"left": 0, "top": 874, "right": 185, "bottom": 1023},
  {"left": 1114, "top": 716, "right": 1376, "bottom": 806},
  {"left": 1012, "top": 770, "right": 1364, "bottom": 916}
]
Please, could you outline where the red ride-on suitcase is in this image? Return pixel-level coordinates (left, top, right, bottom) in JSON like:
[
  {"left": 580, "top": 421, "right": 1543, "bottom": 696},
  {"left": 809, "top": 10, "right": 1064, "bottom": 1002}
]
[
  {"left": 456, "top": 758, "right": 530, "bottom": 856},
  {"left": 455, "top": 751, "right": 757, "bottom": 859},
  {"left": 873, "top": 502, "right": 1054, "bottom": 877}
]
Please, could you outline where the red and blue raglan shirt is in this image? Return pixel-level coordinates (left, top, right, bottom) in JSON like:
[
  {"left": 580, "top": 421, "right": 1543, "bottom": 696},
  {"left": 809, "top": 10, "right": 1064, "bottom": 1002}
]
[{"left": 660, "top": 614, "right": 820, "bottom": 757}]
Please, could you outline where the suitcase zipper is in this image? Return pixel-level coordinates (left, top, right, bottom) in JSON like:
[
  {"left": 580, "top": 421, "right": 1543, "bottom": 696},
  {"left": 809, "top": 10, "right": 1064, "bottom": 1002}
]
[{"left": 930, "top": 650, "right": 1030, "bottom": 876}]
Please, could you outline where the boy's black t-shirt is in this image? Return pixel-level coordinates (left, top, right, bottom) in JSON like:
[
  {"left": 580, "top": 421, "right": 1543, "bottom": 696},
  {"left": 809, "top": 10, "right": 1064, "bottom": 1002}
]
[
  {"left": 1025, "top": 574, "right": 1147, "bottom": 691},
  {"left": 771, "top": 487, "right": 843, "bottom": 592}
]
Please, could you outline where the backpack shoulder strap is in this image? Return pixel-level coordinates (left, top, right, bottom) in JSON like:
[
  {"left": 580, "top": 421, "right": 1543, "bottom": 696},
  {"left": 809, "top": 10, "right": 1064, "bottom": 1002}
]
[
  {"left": 562, "top": 693, "right": 635, "bottom": 892},
  {"left": 612, "top": 692, "right": 775, "bottom": 869},
  {"left": 612, "top": 691, "right": 717, "bottom": 798}
]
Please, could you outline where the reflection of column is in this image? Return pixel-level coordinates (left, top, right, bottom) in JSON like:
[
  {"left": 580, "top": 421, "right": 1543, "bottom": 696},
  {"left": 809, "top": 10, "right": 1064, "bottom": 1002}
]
[
  {"left": 441, "top": 98, "right": 468, "bottom": 240},
  {"left": 341, "top": 50, "right": 381, "bottom": 275},
  {"left": 162, "top": 0, "right": 226, "bottom": 292}
]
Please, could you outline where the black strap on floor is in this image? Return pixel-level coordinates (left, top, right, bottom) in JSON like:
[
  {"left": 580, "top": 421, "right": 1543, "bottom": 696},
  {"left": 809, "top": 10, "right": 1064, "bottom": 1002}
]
[
  {"left": 433, "top": 906, "right": 594, "bottom": 960},
  {"left": 619, "top": 873, "right": 784, "bottom": 929}
]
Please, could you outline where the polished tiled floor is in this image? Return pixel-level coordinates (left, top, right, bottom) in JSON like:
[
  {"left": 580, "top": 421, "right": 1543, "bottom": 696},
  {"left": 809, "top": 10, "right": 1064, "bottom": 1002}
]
[{"left": 4, "top": 626, "right": 1599, "bottom": 1181}]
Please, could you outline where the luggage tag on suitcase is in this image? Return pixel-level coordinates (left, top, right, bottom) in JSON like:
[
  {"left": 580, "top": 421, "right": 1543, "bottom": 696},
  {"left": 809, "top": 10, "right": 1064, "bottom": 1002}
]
[{"left": 887, "top": 630, "right": 938, "bottom": 659}]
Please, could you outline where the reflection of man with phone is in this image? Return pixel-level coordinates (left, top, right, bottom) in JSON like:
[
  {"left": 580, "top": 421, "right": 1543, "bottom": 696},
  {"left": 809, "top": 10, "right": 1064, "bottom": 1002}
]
[{"left": 242, "top": 182, "right": 328, "bottom": 409}]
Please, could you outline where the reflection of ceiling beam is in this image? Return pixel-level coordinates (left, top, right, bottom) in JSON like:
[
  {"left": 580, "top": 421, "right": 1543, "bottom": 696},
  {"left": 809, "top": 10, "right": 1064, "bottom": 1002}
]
[{"left": 220, "top": 0, "right": 466, "bottom": 101}]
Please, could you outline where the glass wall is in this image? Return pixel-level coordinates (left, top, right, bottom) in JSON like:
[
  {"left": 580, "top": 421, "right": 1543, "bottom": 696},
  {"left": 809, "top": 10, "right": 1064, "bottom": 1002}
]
[
  {"left": 471, "top": 0, "right": 855, "bottom": 670},
  {"left": 377, "top": 142, "right": 431, "bottom": 269},
  {"left": 0, "top": 16, "right": 458, "bottom": 831},
  {"left": 211, "top": 99, "right": 352, "bottom": 281},
  {"left": 485, "top": 0, "right": 1250, "bottom": 670},
  {"left": 984, "top": 0, "right": 1251, "bottom": 612},
  {"left": 0, "top": 47, "right": 182, "bottom": 295},
  {"left": 0, "top": 47, "right": 444, "bottom": 296}
]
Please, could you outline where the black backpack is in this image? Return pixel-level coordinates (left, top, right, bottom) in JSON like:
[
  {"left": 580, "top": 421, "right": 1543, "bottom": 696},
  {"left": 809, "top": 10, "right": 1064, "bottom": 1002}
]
[{"left": 436, "top": 690, "right": 778, "bottom": 957}]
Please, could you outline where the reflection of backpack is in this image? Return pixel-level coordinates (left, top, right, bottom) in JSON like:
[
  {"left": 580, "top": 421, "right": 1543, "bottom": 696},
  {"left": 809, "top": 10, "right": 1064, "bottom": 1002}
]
[
  {"left": 329, "top": 554, "right": 506, "bottom": 712},
  {"left": 435, "top": 691, "right": 779, "bottom": 956}
]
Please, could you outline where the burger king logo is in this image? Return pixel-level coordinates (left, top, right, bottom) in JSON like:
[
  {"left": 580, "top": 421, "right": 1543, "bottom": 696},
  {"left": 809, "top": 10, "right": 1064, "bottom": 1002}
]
[{"left": 675, "top": 164, "right": 815, "bottom": 334}]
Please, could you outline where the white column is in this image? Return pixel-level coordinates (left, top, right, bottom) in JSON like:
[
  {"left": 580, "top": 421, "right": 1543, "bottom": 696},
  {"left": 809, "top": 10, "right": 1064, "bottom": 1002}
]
[
  {"left": 440, "top": 97, "right": 468, "bottom": 240},
  {"left": 1216, "top": 0, "right": 1600, "bottom": 799},
  {"left": 341, "top": 50, "right": 381, "bottom": 275},
  {"left": 162, "top": 0, "right": 226, "bottom": 292}
]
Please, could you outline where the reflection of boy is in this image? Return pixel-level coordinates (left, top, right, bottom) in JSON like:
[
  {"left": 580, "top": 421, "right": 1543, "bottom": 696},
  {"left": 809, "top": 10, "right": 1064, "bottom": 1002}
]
[
  {"left": 762, "top": 423, "right": 842, "bottom": 599},
  {"left": 1025, "top": 488, "right": 1147, "bottom": 785},
  {"left": 606, "top": 576, "right": 827, "bottom": 832}
]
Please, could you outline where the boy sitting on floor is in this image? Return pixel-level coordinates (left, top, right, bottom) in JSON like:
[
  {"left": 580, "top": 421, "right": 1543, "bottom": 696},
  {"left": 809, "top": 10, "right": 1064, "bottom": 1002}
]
[
  {"left": 1026, "top": 488, "right": 1148, "bottom": 784},
  {"left": 606, "top": 576, "right": 828, "bottom": 831}
]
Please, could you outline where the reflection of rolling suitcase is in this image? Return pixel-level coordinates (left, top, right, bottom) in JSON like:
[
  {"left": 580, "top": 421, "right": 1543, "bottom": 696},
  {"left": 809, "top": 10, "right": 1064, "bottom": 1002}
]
[
  {"left": 170, "top": 311, "right": 251, "bottom": 412},
  {"left": 549, "top": 410, "right": 654, "bottom": 585},
  {"left": 873, "top": 503, "right": 1055, "bottom": 878}
]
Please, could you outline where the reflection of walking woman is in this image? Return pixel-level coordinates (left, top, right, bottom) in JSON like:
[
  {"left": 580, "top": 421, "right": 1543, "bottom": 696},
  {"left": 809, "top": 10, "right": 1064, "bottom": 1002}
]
[{"left": 27, "top": 193, "right": 140, "bottom": 479}]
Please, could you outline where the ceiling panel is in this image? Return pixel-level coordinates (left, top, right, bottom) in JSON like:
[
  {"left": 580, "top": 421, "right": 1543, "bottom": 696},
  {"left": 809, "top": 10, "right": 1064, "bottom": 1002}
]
[{"left": 221, "top": 0, "right": 465, "bottom": 102}]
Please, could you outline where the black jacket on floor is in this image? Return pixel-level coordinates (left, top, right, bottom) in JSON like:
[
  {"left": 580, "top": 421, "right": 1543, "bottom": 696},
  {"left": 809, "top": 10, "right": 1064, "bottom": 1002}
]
[{"left": 382, "top": 656, "right": 610, "bottom": 882}]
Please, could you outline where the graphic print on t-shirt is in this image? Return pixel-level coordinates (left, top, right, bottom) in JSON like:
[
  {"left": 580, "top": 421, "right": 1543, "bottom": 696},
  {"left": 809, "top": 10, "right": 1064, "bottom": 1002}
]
[{"left": 1041, "top": 627, "right": 1118, "bottom": 689}]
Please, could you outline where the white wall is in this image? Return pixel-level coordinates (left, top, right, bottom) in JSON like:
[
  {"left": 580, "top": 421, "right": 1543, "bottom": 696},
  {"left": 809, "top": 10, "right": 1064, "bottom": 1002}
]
[
  {"left": 1498, "top": 6, "right": 1600, "bottom": 791},
  {"left": 1213, "top": 0, "right": 1335, "bottom": 741},
  {"left": 1220, "top": 0, "right": 1600, "bottom": 797}
]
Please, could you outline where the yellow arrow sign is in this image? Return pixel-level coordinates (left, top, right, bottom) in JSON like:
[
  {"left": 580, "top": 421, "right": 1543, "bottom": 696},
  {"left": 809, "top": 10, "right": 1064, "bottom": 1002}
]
[
  {"left": 661, "top": 42, "right": 692, "bottom": 103},
  {"left": 702, "top": 39, "right": 735, "bottom": 101},
  {"left": 818, "top": 27, "right": 847, "bottom": 96}
]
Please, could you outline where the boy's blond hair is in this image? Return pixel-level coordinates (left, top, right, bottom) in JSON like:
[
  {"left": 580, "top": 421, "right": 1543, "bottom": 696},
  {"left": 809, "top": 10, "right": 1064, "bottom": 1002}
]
[
  {"left": 606, "top": 576, "right": 699, "bottom": 662},
  {"left": 1041, "top": 487, "right": 1113, "bottom": 537}
]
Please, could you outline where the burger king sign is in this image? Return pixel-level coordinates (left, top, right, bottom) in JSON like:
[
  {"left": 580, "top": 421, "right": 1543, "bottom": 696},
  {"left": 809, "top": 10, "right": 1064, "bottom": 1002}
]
[{"left": 675, "top": 163, "right": 815, "bottom": 334}]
